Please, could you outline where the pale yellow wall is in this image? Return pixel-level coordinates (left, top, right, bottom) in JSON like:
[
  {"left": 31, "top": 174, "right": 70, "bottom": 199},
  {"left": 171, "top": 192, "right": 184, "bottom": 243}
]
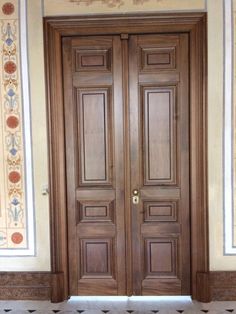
[
  {"left": 207, "top": 0, "right": 236, "bottom": 270},
  {"left": 1, "top": 0, "right": 234, "bottom": 272}
]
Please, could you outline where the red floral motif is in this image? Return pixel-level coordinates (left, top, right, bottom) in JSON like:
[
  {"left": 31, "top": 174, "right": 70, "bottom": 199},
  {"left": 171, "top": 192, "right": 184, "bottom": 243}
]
[
  {"left": 4, "top": 61, "right": 16, "bottom": 74},
  {"left": 2, "top": 2, "right": 14, "bottom": 15},
  {"left": 11, "top": 232, "right": 23, "bottom": 244},
  {"left": 6, "top": 115, "right": 19, "bottom": 129},
  {"left": 9, "top": 171, "right": 21, "bottom": 183}
]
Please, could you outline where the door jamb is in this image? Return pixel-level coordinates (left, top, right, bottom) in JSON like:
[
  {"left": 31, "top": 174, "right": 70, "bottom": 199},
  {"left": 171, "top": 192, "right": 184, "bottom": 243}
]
[{"left": 44, "top": 13, "right": 208, "bottom": 302}]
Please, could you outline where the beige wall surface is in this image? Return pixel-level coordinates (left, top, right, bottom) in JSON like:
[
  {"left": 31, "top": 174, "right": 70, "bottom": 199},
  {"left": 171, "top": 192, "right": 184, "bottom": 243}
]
[
  {"left": 208, "top": 0, "right": 236, "bottom": 270},
  {"left": 1, "top": 0, "right": 235, "bottom": 272}
]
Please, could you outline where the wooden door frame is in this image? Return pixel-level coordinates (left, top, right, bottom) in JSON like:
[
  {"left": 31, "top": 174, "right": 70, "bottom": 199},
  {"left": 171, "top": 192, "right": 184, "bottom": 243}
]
[{"left": 44, "top": 13, "right": 208, "bottom": 303}]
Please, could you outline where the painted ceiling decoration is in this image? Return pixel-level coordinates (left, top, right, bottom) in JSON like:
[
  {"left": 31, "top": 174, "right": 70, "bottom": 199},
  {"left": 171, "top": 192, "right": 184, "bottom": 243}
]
[
  {"left": 0, "top": 0, "right": 35, "bottom": 256},
  {"left": 69, "top": 0, "right": 163, "bottom": 7}
]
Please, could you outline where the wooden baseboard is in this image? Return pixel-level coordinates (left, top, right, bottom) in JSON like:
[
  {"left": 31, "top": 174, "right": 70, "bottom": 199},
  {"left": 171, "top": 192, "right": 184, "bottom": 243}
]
[
  {"left": 196, "top": 271, "right": 236, "bottom": 302},
  {"left": 196, "top": 272, "right": 211, "bottom": 302},
  {"left": 210, "top": 271, "right": 236, "bottom": 301},
  {"left": 0, "top": 272, "right": 51, "bottom": 300},
  {"left": 51, "top": 272, "right": 65, "bottom": 303},
  {"left": 1, "top": 270, "right": 236, "bottom": 301}
]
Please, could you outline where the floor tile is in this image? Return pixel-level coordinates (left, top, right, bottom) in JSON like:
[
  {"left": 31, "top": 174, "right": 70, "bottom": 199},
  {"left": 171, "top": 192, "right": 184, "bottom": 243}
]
[{"left": 1, "top": 299, "right": 236, "bottom": 314}]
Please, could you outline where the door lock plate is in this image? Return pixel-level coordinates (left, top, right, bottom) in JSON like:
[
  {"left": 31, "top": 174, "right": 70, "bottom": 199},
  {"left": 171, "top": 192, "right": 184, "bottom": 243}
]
[{"left": 132, "top": 195, "right": 139, "bottom": 204}]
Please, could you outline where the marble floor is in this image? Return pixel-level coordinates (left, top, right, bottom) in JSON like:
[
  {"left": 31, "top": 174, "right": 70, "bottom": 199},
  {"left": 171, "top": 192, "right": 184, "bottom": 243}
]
[{"left": 1, "top": 297, "right": 236, "bottom": 314}]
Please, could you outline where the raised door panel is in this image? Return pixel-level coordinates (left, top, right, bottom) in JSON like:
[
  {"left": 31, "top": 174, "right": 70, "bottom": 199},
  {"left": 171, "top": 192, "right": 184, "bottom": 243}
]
[
  {"left": 78, "top": 88, "right": 112, "bottom": 186},
  {"left": 78, "top": 201, "right": 114, "bottom": 223},
  {"left": 75, "top": 48, "right": 111, "bottom": 72},
  {"left": 144, "top": 238, "right": 177, "bottom": 277},
  {"left": 80, "top": 239, "right": 114, "bottom": 278},
  {"left": 63, "top": 36, "right": 126, "bottom": 296},
  {"left": 143, "top": 86, "right": 176, "bottom": 185},
  {"left": 129, "top": 34, "right": 190, "bottom": 296},
  {"left": 144, "top": 201, "right": 177, "bottom": 222}
]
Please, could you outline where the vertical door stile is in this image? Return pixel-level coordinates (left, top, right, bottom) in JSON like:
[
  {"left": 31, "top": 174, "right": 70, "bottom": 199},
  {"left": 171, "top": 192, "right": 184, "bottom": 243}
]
[
  {"left": 121, "top": 34, "right": 132, "bottom": 296},
  {"left": 62, "top": 37, "right": 78, "bottom": 295},
  {"left": 129, "top": 35, "right": 143, "bottom": 295},
  {"left": 113, "top": 36, "right": 126, "bottom": 295},
  {"left": 179, "top": 33, "right": 190, "bottom": 294}
]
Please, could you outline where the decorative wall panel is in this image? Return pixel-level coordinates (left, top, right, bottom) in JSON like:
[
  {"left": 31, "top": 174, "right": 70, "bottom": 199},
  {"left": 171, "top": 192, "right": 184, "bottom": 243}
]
[{"left": 0, "top": 0, "right": 35, "bottom": 255}]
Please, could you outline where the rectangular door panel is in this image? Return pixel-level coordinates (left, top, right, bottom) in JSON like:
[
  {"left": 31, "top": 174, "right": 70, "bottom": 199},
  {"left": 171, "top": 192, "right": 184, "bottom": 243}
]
[
  {"left": 78, "top": 88, "right": 112, "bottom": 186},
  {"left": 144, "top": 238, "right": 178, "bottom": 277},
  {"left": 143, "top": 86, "right": 177, "bottom": 185},
  {"left": 80, "top": 238, "right": 114, "bottom": 278},
  {"left": 143, "top": 201, "right": 178, "bottom": 222},
  {"left": 75, "top": 48, "right": 111, "bottom": 72},
  {"left": 78, "top": 201, "right": 114, "bottom": 223}
]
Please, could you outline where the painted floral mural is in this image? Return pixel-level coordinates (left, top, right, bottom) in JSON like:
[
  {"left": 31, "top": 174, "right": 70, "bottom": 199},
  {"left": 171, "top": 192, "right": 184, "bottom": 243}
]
[{"left": 0, "top": 0, "right": 34, "bottom": 255}]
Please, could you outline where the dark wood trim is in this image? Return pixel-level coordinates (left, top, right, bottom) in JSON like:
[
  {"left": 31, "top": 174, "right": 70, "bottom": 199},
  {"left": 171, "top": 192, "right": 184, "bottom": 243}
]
[
  {"left": 197, "top": 271, "right": 236, "bottom": 301},
  {"left": 51, "top": 272, "right": 65, "bottom": 303},
  {"left": 44, "top": 13, "right": 208, "bottom": 302},
  {"left": 210, "top": 271, "right": 236, "bottom": 300},
  {"left": 1, "top": 271, "right": 235, "bottom": 301},
  {"left": 0, "top": 272, "right": 51, "bottom": 300},
  {"left": 196, "top": 272, "right": 211, "bottom": 302},
  {"left": 44, "top": 20, "right": 68, "bottom": 301},
  {"left": 189, "top": 13, "right": 209, "bottom": 300}
]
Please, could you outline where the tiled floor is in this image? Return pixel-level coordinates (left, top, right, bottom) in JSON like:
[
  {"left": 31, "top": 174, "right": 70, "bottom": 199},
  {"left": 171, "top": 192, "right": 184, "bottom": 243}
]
[{"left": 1, "top": 297, "right": 236, "bottom": 314}]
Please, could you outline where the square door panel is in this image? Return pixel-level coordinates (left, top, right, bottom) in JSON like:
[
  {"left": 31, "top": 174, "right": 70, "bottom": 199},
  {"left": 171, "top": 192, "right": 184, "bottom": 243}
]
[
  {"left": 80, "top": 238, "right": 114, "bottom": 279},
  {"left": 144, "top": 238, "right": 178, "bottom": 278}
]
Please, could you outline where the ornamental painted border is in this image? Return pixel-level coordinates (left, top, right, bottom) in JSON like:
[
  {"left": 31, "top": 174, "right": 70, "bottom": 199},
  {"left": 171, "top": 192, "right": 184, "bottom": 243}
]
[{"left": 0, "top": 0, "right": 35, "bottom": 256}]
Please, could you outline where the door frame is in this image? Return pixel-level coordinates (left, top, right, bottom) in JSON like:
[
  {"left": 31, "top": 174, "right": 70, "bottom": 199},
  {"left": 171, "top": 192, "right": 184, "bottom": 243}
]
[{"left": 44, "top": 13, "right": 208, "bottom": 302}]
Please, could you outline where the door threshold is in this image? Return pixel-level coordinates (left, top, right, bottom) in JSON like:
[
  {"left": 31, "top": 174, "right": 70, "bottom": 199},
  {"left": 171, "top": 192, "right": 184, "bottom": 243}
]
[{"left": 69, "top": 296, "right": 192, "bottom": 301}]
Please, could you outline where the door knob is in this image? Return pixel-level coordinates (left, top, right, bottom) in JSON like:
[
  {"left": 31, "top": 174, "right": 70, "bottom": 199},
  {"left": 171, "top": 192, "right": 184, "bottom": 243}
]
[{"left": 132, "top": 189, "right": 139, "bottom": 204}]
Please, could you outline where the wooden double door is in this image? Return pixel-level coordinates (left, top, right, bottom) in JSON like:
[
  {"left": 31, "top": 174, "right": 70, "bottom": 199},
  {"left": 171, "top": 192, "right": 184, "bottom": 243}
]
[{"left": 63, "top": 32, "right": 190, "bottom": 296}]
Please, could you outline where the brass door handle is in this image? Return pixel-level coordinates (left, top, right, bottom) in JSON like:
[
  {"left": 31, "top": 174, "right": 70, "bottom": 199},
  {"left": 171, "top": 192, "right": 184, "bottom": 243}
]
[{"left": 132, "top": 189, "right": 139, "bottom": 204}]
